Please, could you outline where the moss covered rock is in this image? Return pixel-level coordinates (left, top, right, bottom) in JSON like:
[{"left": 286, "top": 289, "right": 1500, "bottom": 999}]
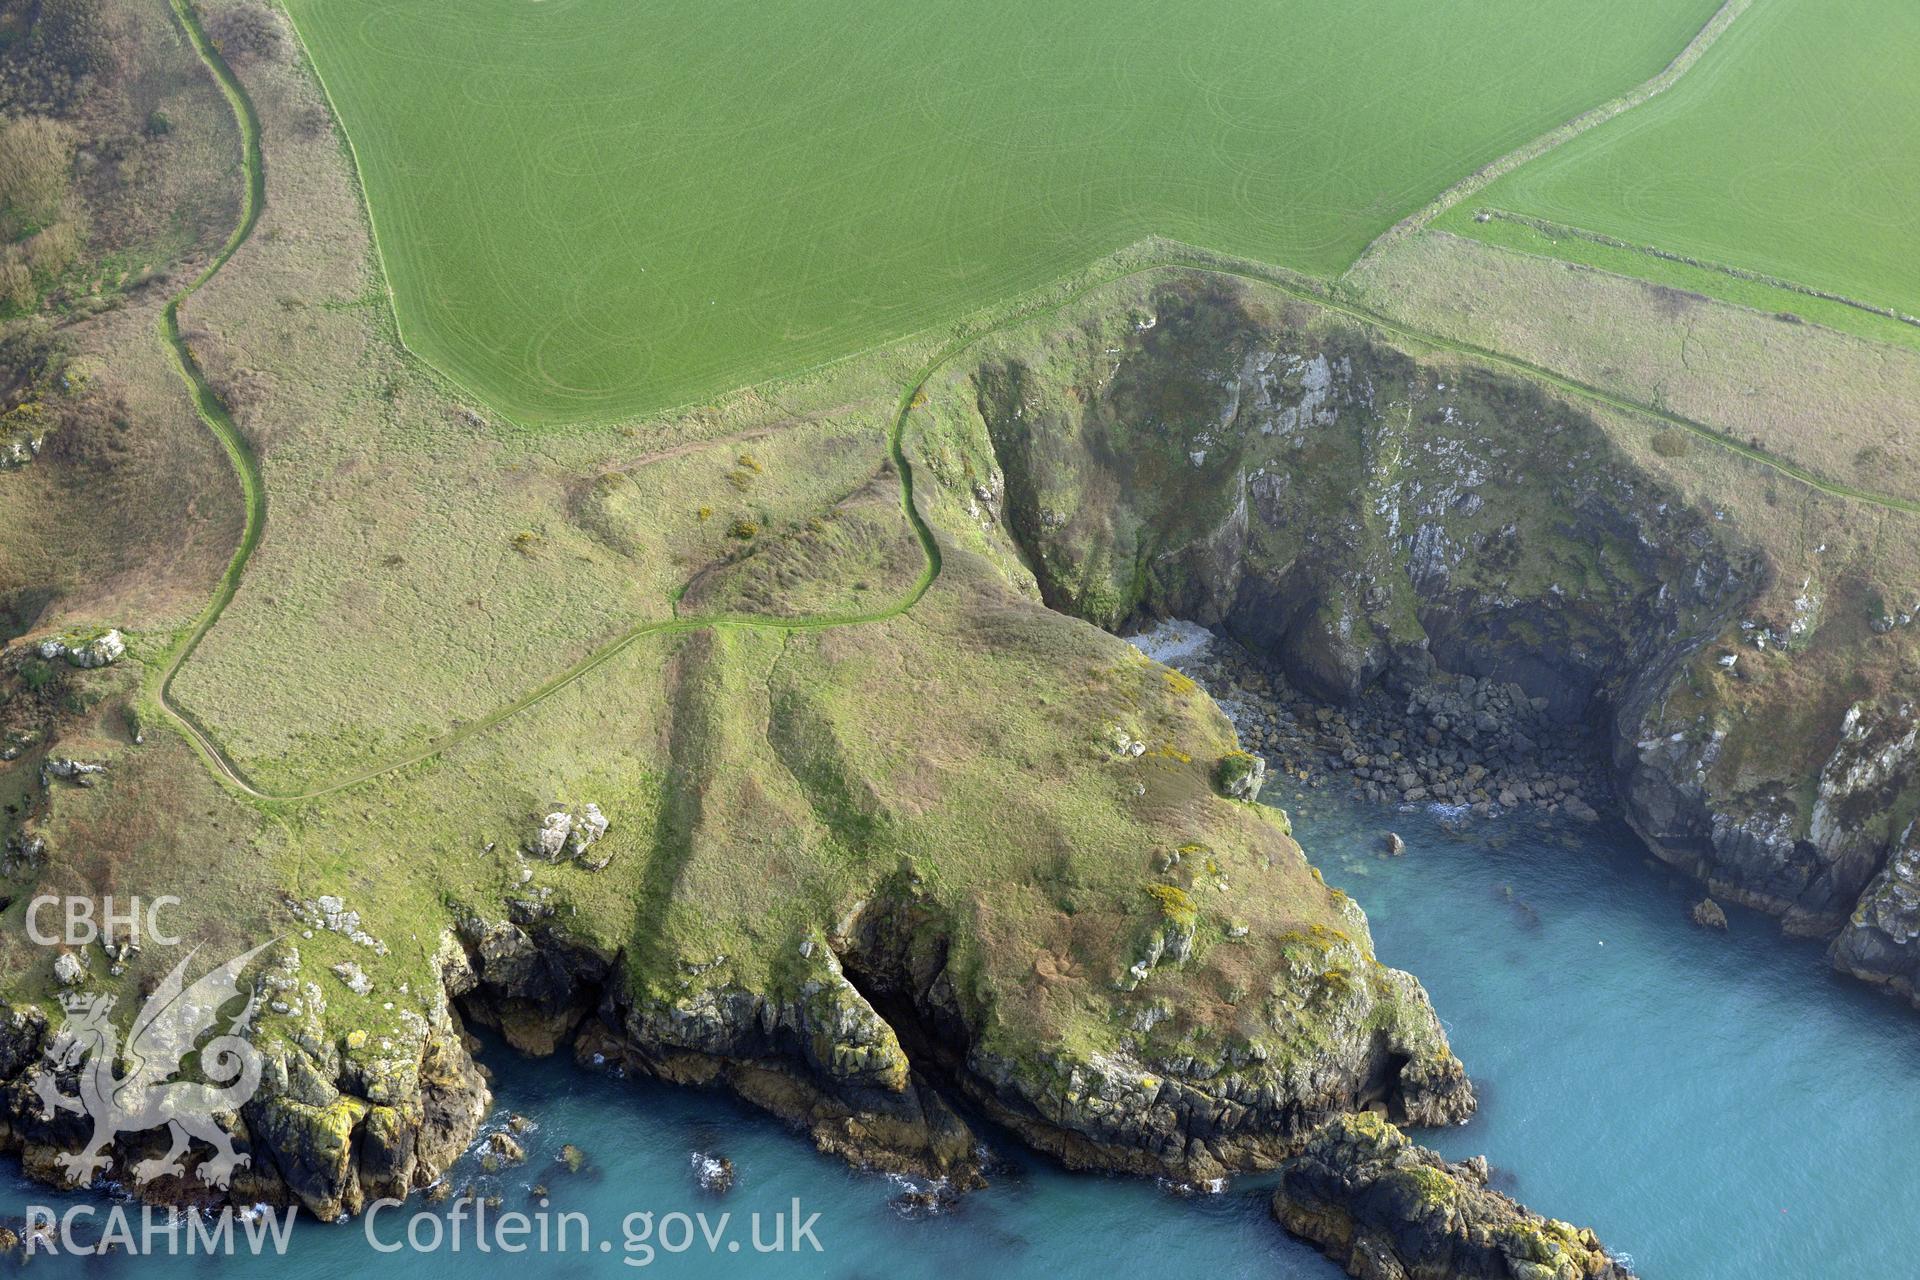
[{"left": 1273, "top": 1112, "right": 1632, "bottom": 1279}]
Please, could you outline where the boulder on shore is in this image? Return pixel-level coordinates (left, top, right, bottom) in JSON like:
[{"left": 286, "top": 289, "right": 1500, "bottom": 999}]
[
  {"left": 1690, "top": 898, "right": 1728, "bottom": 931},
  {"left": 1273, "top": 1112, "right": 1633, "bottom": 1280}
]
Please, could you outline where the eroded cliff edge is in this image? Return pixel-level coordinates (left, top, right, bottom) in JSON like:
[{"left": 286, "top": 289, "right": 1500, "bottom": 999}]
[{"left": 908, "top": 271, "right": 1920, "bottom": 1007}]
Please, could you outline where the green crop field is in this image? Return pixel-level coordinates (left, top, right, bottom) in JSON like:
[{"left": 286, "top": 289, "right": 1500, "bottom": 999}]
[
  {"left": 1449, "top": 0, "right": 1920, "bottom": 328},
  {"left": 282, "top": 0, "right": 1721, "bottom": 423}
]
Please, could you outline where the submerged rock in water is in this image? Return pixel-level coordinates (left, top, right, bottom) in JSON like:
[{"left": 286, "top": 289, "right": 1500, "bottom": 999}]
[
  {"left": 1690, "top": 898, "right": 1728, "bottom": 931},
  {"left": 486, "top": 1131, "right": 526, "bottom": 1166},
  {"left": 1385, "top": 832, "right": 1406, "bottom": 856},
  {"left": 690, "top": 1151, "right": 734, "bottom": 1193},
  {"left": 888, "top": 1176, "right": 959, "bottom": 1216},
  {"left": 1273, "top": 1112, "right": 1634, "bottom": 1280}
]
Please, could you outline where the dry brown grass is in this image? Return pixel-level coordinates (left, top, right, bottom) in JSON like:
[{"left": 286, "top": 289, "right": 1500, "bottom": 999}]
[{"left": 1350, "top": 230, "right": 1920, "bottom": 505}]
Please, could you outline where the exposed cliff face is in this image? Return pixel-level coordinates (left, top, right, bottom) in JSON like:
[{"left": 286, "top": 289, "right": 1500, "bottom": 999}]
[
  {"left": 830, "top": 878, "right": 1471, "bottom": 1181},
  {"left": 1624, "top": 694, "right": 1919, "bottom": 936},
  {"left": 917, "top": 271, "right": 1919, "bottom": 1008},
  {"left": 0, "top": 951, "right": 490, "bottom": 1222},
  {"left": 452, "top": 868, "right": 1471, "bottom": 1189},
  {"left": 1833, "top": 824, "right": 1920, "bottom": 1000},
  {"left": 237, "top": 1001, "right": 490, "bottom": 1221},
  {"left": 968, "top": 279, "right": 1755, "bottom": 727}
]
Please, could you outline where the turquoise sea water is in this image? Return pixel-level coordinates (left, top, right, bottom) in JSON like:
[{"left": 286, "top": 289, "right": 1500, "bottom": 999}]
[
  {"left": 6, "top": 793, "right": 1918, "bottom": 1277},
  {"left": 1277, "top": 790, "right": 1920, "bottom": 1279}
]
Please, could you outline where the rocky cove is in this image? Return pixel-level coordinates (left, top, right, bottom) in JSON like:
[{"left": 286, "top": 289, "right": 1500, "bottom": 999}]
[
  {"left": 0, "top": 273, "right": 1917, "bottom": 1278},
  {"left": 1158, "top": 627, "right": 1609, "bottom": 823},
  {"left": 931, "top": 272, "right": 1920, "bottom": 1010}
]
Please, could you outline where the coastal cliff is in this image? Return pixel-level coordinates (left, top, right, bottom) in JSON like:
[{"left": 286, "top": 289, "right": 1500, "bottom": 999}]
[
  {"left": 0, "top": 544, "right": 1472, "bottom": 1212},
  {"left": 909, "top": 271, "right": 1920, "bottom": 1008},
  {"left": 459, "top": 834, "right": 1473, "bottom": 1189},
  {"left": 3, "top": 266, "right": 1916, "bottom": 1229},
  {"left": 0, "top": 0, "right": 1909, "bottom": 1251}
]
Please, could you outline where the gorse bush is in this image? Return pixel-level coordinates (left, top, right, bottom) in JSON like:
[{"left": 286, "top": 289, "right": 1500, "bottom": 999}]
[
  {"left": 206, "top": 3, "right": 286, "bottom": 66},
  {"left": 0, "top": 0, "right": 116, "bottom": 116}
]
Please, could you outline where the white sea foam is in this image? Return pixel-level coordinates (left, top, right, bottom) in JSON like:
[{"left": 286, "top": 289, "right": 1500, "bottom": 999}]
[{"left": 1124, "top": 619, "right": 1214, "bottom": 665}]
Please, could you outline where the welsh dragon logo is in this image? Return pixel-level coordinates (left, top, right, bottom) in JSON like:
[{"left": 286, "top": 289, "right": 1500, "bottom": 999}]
[{"left": 31, "top": 941, "right": 274, "bottom": 1189}]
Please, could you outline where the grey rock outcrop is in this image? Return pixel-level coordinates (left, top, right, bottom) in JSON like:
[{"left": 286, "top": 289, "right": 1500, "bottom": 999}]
[
  {"left": 1831, "top": 824, "right": 1920, "bottom": 1004},
  {"left": 1218, "top": 750, "right": 1267, "bottom": 801},
  {"left": 528, "top": 804, "right": 611, "bottom": 866},
  {"left": 37, "top": 630, "right": 125, "bottom": 669},
  {"left": 42, "top": 758, "right": 105, "bottom": 787},
  {"left": 1273, "top": 1112, "right": 1633, "bottom": 1280},
  {"left": 1625, "top": 698, "right": 1917, "bottom": 936},
  {"left": 1, "top": 431, "right": 43, "bottom": 469}
]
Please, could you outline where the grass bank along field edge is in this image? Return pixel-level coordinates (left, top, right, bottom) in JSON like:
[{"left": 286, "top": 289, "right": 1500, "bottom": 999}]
[
  {"left": 1449, "top": 0, "right": 1920, "bottom": 335},
  {"left": 277, "top": 0, "right": 1725, "bottom": 424}
]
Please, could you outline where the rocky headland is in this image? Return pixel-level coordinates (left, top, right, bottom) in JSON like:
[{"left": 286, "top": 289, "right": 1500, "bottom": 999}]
[
  {"left": 0, "top": 0, "right": 1911, "bottom": 1259},
  {"left": 1, "top": 266, "right": 1916, "bottom": 1267},
  {"left": 0, "top": 611, "right": 1477, "bottom": 1218},
  {"left": 1273, "top": 1113, "right": 1633, "bottom": 1280},
  {"left": 459, "top": 863, "right": 1475, "bottom": 1192}
]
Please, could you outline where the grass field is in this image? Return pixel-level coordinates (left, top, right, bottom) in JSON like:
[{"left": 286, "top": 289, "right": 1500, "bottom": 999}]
[
  {"left": 1448, "top": 0, "right": 1920, "bottom": 326},
  {"left": 281, "top": 0, "right": 1721, "bottom": 423}
]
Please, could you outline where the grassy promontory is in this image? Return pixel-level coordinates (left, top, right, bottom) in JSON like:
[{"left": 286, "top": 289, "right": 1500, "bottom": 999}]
[{"left": 2, "top": 0, "right": 1917, "bottom": 1228}]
